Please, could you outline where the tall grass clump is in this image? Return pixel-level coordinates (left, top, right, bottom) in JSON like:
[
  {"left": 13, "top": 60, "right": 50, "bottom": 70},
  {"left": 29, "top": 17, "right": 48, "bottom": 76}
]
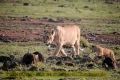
[{"left": 80, "top": 37, "right": 89, "bottom": 48}]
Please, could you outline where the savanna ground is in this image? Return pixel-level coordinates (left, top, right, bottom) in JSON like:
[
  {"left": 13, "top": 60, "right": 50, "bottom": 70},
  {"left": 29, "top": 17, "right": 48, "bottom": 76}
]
[{"left": 0, "top": 0, "right": 120, "bottom": 80}]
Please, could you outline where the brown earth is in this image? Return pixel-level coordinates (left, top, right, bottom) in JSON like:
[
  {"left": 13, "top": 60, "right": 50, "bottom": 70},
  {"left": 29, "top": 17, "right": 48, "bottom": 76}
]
[{"left": 0, "top": 17, "right": 120, "bottom": 44}]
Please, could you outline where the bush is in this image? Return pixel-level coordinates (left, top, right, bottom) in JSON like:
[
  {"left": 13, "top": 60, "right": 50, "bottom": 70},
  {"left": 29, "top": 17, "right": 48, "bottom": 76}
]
[{"left": 80, "top": 37, "right": 89, "bottom": 48}]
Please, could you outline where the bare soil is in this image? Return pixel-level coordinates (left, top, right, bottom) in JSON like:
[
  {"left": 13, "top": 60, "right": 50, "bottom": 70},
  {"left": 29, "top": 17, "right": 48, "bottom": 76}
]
[{"left": 0, "top": 17, "right": 120, "bottom": 44}]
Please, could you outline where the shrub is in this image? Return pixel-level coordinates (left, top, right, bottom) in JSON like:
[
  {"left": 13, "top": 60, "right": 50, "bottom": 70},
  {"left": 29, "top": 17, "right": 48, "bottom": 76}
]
[{"left": 80, "top": 37, "right": 89, "bottom": 48}]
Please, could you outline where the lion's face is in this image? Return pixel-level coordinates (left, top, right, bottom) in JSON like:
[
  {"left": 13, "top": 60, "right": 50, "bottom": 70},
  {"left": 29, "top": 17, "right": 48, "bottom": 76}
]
[
  {"left": 91, "top": 45, "right": 97, "bottom": 53},
  {"left": 43, "top": 30, "right": 54, "bottom": 46},
  {"left": 91, "top": 45, "right": 101, "bottom": 56}
]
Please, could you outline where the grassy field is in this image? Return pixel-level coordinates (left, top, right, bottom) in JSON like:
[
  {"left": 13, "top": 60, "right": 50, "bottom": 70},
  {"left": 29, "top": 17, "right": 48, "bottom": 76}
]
[
  {"left": 0, "top": 0, "right": 120, "bottom": 34},
  {"left": 0, "top": 0, "right": 120, "bottom": 80},
  {"left": 0, "top": 0, "right": 120, "bottom": 19},
  {"left": 0, "top": 42, "right": 120, "bottom": 80}
]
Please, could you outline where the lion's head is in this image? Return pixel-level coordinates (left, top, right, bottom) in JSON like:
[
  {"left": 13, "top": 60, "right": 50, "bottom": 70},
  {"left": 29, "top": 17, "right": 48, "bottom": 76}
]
[
  {"left": 91, "top": 45, "right": 100, "bottom": 53},
  {"left": 43, "top": 29, "right": 55, "bottom": 46},
  {"left": 91, "top": 44, "right": 103, "bottom": 59}
]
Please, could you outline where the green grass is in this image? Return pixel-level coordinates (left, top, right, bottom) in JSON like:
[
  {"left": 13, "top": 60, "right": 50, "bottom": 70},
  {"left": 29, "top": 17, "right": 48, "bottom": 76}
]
[
  {"left": 79, "top": 18, "right": 120, "bottom": 34},
  {"left": 0, "top": 42, "right": 120, "bottom": 80},
  {"left": 0, "top": 42, "right": 47, "bottom": 56},
  {"left": 0, "top": 0, "right": 120, "bottom": 34},
  {"left": 0, "top": 0, "right": 120, "bottom": 80},
  {"left": 0, "top": 0, "right": 119, "bottom": 20},
  {"left": 0, "top": 0, "right": 119, "bottom": 34}
]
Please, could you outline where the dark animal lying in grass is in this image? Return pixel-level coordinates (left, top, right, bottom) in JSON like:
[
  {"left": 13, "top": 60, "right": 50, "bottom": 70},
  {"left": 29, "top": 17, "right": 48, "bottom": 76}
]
[
  {"left": 91, "top": 44, "right": 117, "bottom": 69},
  {"left": 102, "top": 56, "right": 117, "bottom": 69},
  {"left": 22, "top": 51, "right": 44, "bottom": 65},
  {"left": 0, "top": 56, "right": 12, "bottom": 62},
  {"left": 33, "top": 51, "right": 44, "bottom": 62},
  {"left": 22, "top": 53, "right": 38, "bottom": 65}
]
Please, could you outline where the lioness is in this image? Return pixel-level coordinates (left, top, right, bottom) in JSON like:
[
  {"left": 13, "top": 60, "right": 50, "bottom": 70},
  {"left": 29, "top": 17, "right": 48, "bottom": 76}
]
[
  {"left": 91, "top": 44, "right": 117, "bottom": 69},
  {"left": 43, "top": 25, "right": 81, "bottom": 57}
]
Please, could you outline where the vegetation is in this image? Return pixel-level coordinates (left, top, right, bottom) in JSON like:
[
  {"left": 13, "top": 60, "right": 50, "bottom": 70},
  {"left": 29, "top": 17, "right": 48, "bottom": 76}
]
[
  {"left": 0, "top": 0, "right": 120, "bottom": 80},
  {"left": 0, "top": 41, "right": 119, "bottom": 80},
  {"left": 0, "top": 0, "right": 120, "bottom": 34},
  {"left": 0, "top": 0, "right": 119, "bottom": 20}
]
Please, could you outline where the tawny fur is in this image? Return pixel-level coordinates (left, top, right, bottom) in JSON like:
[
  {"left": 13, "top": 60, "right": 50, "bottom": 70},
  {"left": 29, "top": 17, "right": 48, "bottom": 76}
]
[
  {"left": 92, "top": 44, "right": 117, "bottom": 69},
  {"left": 43, "top": 25, "right": 81, "bottom": 56},
  {"left": 92, "top": 45, "right": 116, "bottom": 61}
]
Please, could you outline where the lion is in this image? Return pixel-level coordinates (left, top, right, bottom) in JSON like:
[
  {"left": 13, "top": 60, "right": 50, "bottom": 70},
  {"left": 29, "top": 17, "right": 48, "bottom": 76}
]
[
  {"left": 91, "top": 44, "right": 117, "bottom": 69},
  {"left": 43, "top": 25, "right": 81, "bottom": 57}
]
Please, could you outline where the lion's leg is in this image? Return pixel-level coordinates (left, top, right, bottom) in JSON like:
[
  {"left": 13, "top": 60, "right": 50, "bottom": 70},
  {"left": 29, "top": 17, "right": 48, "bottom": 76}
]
[
  {"left": 113, "top": 61, "right": 117, "bottom": 69},
  {"left": 72, "top": 46, "right": 77, "bottom": 56},
  {"left": 60, "top": 48, "right": 67, "bottom": 56},
  {"left": 75, "top": 41, "right": 80, "bottom": 55},
  {"left": 53, "top": 44, "right": 62, "bottom": 56}
]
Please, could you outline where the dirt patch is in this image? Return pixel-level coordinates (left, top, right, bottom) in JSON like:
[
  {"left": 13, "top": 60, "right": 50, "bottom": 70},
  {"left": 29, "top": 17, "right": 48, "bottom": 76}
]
[
  {"left": 84, "top": 32, "right": 120, "bottom": 44},
  {"left": 0, "top": 28, "right": 42, "bottom": 42},
  {"left": 0, "top": 17, "right": 120, "bottom": 44}
]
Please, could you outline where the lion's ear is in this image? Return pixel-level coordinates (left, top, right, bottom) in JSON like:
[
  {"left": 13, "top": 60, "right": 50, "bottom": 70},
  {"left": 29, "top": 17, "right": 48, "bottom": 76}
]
[{"left": 51, "top": 29, "right": 54, "bottom": 35}]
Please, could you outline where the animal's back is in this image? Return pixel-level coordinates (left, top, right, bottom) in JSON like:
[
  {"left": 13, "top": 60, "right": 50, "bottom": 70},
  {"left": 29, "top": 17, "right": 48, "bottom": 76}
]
[
  {"left": 103, "top": 48, "right": 116, "bottom": 61},
  {"left": 55, "top": 25, "right": 80, "bottom": 45}
]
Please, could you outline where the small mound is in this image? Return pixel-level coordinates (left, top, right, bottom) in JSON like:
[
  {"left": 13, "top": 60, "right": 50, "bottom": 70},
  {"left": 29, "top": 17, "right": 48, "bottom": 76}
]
[{"left": 22, "top": 52, "right": 44, "bottom": 65}]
